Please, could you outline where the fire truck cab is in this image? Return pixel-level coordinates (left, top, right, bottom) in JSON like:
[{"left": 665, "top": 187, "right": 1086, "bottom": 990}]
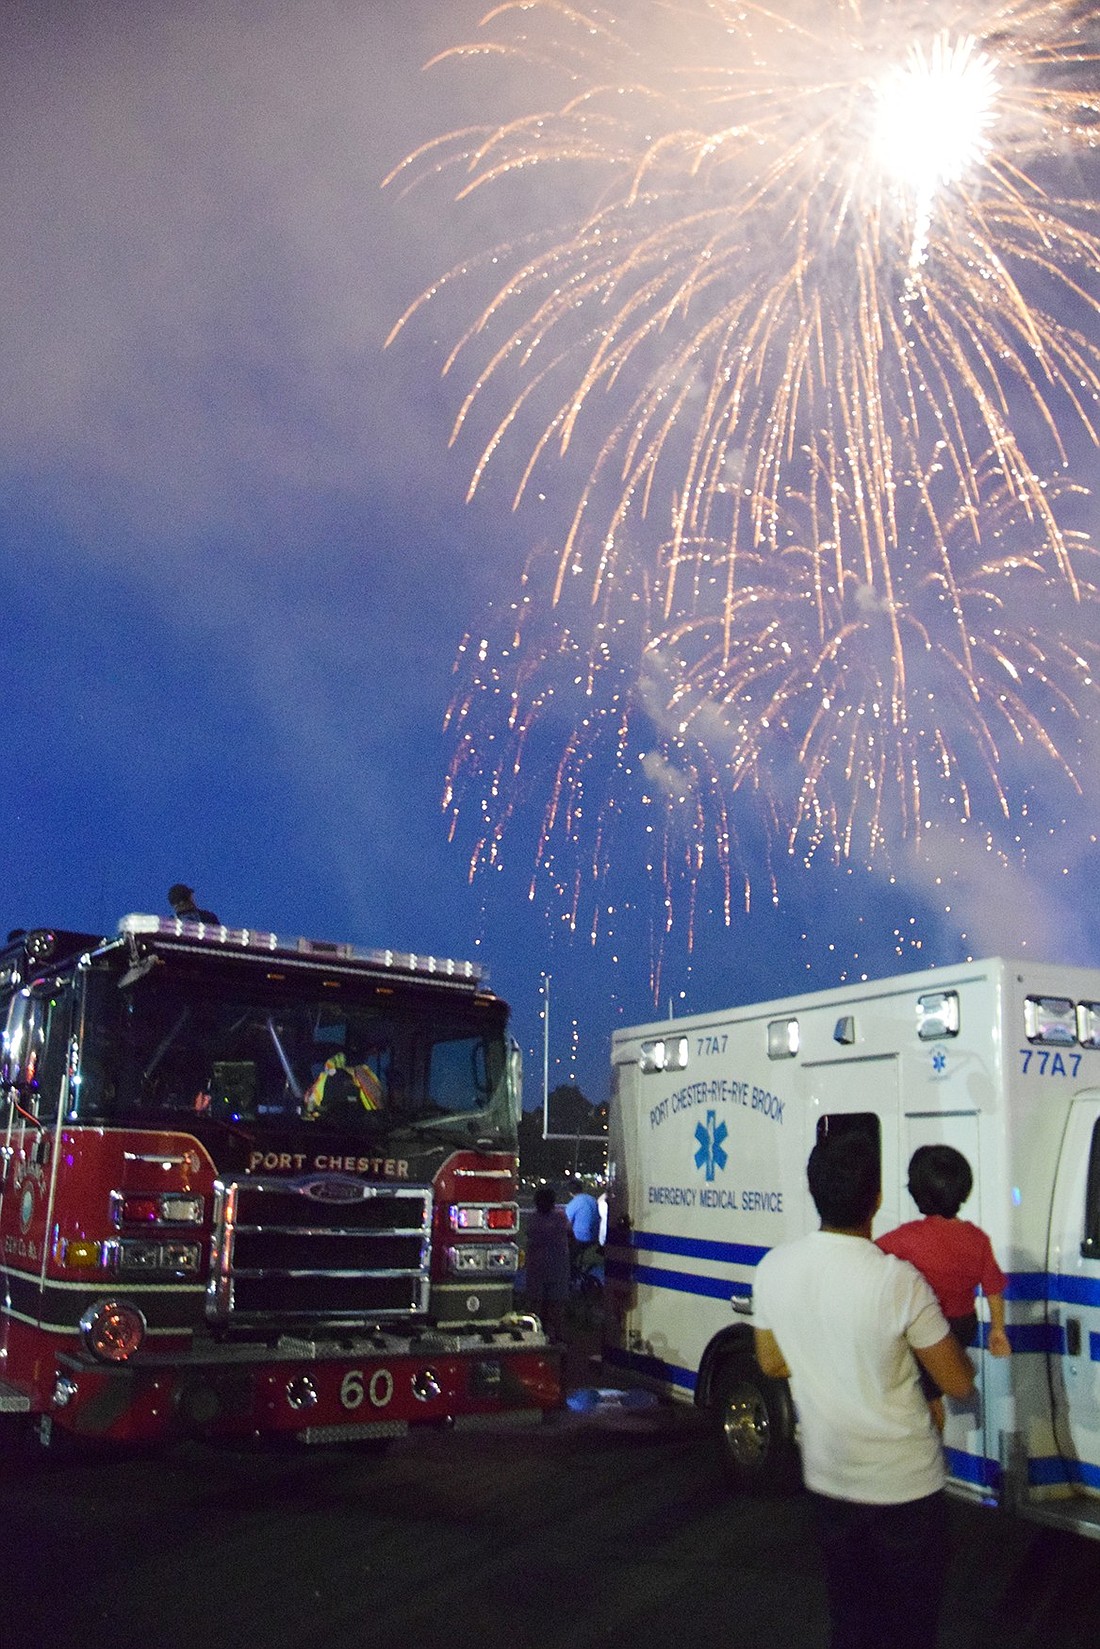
[{"left": 0, "top": 914, "right": 561, "bottom": 1448}]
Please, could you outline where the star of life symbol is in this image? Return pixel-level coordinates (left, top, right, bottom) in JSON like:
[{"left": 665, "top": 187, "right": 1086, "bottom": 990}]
[
  {"left": 932, "top": 1049, "right": 947, "bottom": 1074},
  {"left": 694, "top": 1109, "right": 728, "bottom": 1181}
]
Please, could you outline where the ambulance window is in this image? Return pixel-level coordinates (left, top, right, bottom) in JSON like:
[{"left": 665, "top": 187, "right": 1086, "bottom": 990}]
[
  {"left": 1023, "top": 995, "right": 1076, "bottom": 1046},
  {"left": 1083, "top": 1121, "right": 1100, "bottom": 1259},
  {"left": 1077, "top": 1003, "right": 1100, "bottom": 1049}
]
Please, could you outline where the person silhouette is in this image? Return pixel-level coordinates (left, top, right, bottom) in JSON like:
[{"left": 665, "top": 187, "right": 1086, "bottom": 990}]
[{"left": 168, "top": 884, "right": 220, "bottom": 923}]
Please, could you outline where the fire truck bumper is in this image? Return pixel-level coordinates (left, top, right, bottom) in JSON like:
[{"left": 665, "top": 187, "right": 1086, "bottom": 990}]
[{"left": 47, "top": 1324, "right": 564, "bottom": 1445}]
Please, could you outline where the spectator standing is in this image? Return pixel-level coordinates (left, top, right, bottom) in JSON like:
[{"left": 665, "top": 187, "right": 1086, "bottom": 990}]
[
  {"left": 753, "top": 1128, "right": 974, "bottom": 1649},
  {"left": 877, "top": 1144, "right": 1010, "bottom": 1428},
  {"left": 523, "top": 1183, "right": 571, "bottom": 1340},
  {"left": 564, "top": 1178, "right": 601, "bottom": 1246}
]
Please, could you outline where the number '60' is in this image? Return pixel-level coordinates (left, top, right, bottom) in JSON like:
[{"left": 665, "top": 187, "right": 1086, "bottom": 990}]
[{"left": 339, "top": 1368, "right": 394, "bottom": 1409}]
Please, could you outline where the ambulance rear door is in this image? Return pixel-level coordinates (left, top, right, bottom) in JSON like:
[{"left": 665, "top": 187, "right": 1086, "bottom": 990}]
[
  {"left": 800, "top": 1055, "right": 902, "bottom": 1236},
  {"left": 1045, "top": 1092, "right": 1100, "bottom": 1533}
]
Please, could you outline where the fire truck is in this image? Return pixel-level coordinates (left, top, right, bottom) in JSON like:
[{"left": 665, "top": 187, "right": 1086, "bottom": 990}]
[
  {"left": 0, "top": 914, "right": 561, "bottom": 1449},
  {"left": 605, "top": 957, "right": 1100, "bottom": 1539}
]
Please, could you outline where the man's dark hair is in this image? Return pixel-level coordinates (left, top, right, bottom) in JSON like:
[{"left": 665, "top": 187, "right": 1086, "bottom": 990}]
[
  {"left": 907, "top": 1144, "right": 972, "bottom": 1217},
  {"left": 807, "top": 1129, "right": 881, "bottom": 1227},
  {"left": 534, "top": 1183, "right": 556, "bottom": 1215}
]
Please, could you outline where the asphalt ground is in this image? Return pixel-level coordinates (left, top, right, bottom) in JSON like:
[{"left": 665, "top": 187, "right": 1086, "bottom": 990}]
[{"left": 1, "top": 1299, "right": 1097, "bottom": 1649}]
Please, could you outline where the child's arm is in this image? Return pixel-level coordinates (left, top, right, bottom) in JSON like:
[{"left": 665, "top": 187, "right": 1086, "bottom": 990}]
[{"left": 986, "top": 1291, "right": 1011, "bottom": 1357}]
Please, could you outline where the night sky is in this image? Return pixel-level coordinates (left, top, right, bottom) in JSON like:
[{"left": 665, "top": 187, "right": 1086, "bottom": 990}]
[{"left": 4, "top": 0, "right": 1098, "bottom": 1108}]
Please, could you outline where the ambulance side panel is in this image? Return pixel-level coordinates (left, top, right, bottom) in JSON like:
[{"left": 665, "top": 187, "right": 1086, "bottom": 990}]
[{"left": 605, "top": 1008, "right": 817, "bottom": 1409}]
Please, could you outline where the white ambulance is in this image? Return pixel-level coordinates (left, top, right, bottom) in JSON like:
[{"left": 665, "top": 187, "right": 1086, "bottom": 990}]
[{"left": 605, "top": 957, "right": 1100, "bottom": 1539}]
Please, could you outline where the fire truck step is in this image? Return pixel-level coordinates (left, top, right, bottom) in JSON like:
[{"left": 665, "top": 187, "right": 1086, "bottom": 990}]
[{"left": 0, "top": 1380, "right": 31, "bottom": 1413}]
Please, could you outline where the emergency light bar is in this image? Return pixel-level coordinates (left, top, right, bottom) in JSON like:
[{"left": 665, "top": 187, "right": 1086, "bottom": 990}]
[{"left": 118, "top": 914, "right": 485, "bottom": 986}]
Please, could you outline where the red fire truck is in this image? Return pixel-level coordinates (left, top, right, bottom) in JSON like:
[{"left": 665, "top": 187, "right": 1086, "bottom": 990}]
[{"left": 0, "top": 914, "right": 561, "bottom": 1448}]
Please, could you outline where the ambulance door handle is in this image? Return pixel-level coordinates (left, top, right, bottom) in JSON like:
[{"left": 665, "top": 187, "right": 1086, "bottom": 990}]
[
  {"left": 731, "top": 1294, "right": 753, "bottom": 1316},
  {"left": 1065, "top": 1316, "right": 1082, "bottom": 1357}
]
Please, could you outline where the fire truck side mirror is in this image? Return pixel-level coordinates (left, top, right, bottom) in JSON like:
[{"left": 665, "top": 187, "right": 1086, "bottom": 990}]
[
  {"left": 2, "top": 991, "right": 32, "bottom": 1086},
  {"left": 509, "top": 1038, "right": 523, "bottom": 1122},
  {"left": 1, "top": 989, "right": 48, "bottom": 1091}
]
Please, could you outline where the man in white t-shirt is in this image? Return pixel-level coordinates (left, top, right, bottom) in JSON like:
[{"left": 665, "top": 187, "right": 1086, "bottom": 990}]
[{"left": 753, "top": 1128, "right": 974, "bottom": 1649}]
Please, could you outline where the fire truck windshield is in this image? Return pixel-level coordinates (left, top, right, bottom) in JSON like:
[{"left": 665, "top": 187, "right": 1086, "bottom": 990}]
[{"left": 75, "top": 963, "right": 513, "bottom": 1135}]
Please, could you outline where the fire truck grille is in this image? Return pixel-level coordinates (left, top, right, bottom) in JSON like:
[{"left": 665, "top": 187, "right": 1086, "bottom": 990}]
[{"left": 208, "top": 1177, "right": 432, "bottom": 1326}]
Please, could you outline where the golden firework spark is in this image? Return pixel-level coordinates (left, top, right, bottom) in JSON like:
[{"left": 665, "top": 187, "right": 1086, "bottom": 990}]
[
  {"left": 389, "top": 1, "right": 1100, "bottom": 590},
  {"left": 391, "top": 0, "right": 1100, "bottom": 943}
]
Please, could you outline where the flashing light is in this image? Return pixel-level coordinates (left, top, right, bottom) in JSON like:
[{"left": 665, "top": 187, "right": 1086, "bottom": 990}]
[
  {"left": 449, "top": 1202, "right": 518, "bottom": 1233},
  {"left": 639, "top": 1036, "right": 689, "bottom": 1074},
  {"left": 118, "top": 913, "right": 484, "bottom": 986},
  {"left": 25, "top": 930, "right": 57, "bottom": 963},
  {"left": 114, "top": 1192, "right": 203, "bottom": 1227},
  {"left": 62, "top": 1240, "right": 102, "bottom": 1268}
]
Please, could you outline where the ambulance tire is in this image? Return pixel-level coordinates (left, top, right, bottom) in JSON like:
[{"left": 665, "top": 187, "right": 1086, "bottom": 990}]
[{"left": 710, "top": 1353, "right": 796, "bottom": 1493}]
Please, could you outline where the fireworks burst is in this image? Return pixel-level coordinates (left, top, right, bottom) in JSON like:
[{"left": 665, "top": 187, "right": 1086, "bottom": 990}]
[
  {"left": 447, "top": 459, "right": 1100, "bottom": 950},
  {"left": 390, "top": 0, "right": 1100, "bottom": 952}
]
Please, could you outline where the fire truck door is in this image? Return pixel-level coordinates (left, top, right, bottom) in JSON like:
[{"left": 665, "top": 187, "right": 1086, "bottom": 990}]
[
  {"left": 1046, "top": 1093, "right": 1100, "bottom": 1498},
  {"left": 801, "top": 1056, "right": 902, "bottom": 1236},
  {"left": 0, "top": 984, "right": 70, "bottom": 1357},
  {"left": 0, "top": 1093, "right": 48, "bottom": 1383}
]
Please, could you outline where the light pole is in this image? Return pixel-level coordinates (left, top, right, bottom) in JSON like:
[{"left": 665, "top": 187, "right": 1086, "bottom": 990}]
[{"left": 541, "top": 971, "right": 551, "bottom": 1142}]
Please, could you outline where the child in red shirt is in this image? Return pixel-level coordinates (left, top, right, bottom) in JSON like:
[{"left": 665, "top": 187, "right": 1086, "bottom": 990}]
[{"left": 877, "top": 1144, "right": 1010, "bottom": 1427}]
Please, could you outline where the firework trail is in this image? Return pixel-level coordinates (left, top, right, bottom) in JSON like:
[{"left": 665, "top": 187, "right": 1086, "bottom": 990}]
[{"left": 390, "top": 0, "right": 1100, "bottom": 942}]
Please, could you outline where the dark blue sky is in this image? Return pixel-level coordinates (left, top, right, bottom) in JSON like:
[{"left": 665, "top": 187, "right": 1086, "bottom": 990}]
[{"left": 3, "top": 0, "right": 1098, "bottom": 1107}]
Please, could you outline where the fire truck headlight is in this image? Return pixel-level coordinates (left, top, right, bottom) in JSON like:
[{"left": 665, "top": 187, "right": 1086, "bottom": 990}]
[
  {"left": 160, "top": 1196, "right": 204, "bottom": 1224},
  {"left": 485, "top": 1244, "right": 519, "bottom": 1272},
  {"left": 116, "top": 1239, "right": 202, "bottom": 1274},
  {"left": 447, "top": 1244, "right": 487, "bottom": 1273},
  {"left": 79, "top": 1300, "right": 146, "bottom": 1363}
]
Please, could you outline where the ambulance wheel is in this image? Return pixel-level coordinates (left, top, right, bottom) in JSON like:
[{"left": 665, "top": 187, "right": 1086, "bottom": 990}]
[{"left": 710, "top": 1353, "right": 795, "bottom": 1492}]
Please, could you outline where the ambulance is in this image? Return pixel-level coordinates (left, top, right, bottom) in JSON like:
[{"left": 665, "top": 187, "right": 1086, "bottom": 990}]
[{"left": 604, "top": 957, "right": 1100, "bottom": 1538}]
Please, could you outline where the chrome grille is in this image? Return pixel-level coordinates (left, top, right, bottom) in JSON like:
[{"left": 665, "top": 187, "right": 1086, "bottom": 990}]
[{"left": 208, "top": 1176, "right": 431, "bottom": 1325}]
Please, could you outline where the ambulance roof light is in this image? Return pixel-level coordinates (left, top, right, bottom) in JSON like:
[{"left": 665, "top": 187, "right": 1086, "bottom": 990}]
[
  {"left": 767, "top": 1018, "right": 799, "bottom": 1059},
  {"left": 916, "top": 990, "right": 960, "bottom": 1040}
]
